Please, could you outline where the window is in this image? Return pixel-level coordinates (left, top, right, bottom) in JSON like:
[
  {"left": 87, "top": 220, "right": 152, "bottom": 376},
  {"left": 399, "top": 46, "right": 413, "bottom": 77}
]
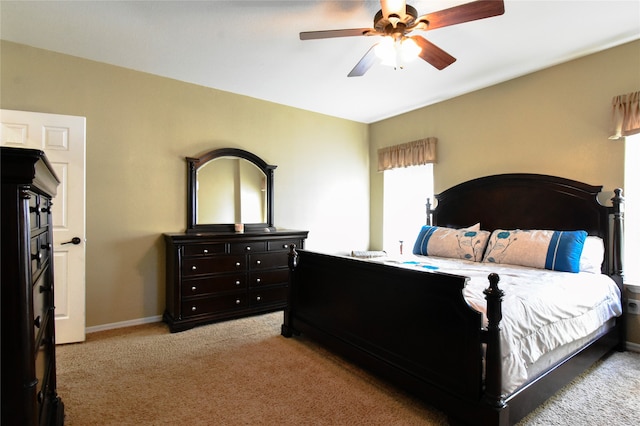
[
  {"left": 624, "top": 134, "right": 640, "bottom": 284},
  {"left": 382, "top": 164, "right": 434, "bottom": 256}
]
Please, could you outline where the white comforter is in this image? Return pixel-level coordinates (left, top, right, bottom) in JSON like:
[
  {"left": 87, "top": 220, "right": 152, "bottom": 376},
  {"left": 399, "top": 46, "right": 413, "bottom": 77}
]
[{"left": 377, "top": 255, "right": 622, "bottom": 394}]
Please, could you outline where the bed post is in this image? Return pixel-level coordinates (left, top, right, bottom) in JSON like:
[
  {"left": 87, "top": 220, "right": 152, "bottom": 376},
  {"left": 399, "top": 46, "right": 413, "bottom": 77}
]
[
  {"left": 611, "top": 188, "right": 624, "bottom": 285},
  {"left": 483, "top": 273, "right": 506, "bottom": 410},
  {"left": 281, "top": 244, "right": 299, "bottom": 338},
  {"left": 611, "top": 188, "right": 625, "bottom": 351},
  {"left": 426, "top": 198, "right": 432, "bottom": 225}
]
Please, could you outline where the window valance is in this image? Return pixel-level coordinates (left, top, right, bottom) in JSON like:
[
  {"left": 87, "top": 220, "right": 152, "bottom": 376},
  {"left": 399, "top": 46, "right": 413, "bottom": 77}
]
[
  {"left": 377, "top": 137, "right": 437, "bottom": 171},
  {"left": 609, "top": 90, "right": 640, "bottom": 140}
]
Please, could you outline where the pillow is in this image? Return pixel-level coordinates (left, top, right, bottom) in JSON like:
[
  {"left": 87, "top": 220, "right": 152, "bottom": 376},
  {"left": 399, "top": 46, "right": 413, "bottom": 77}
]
[
  {"left": 482, "top": 229, "right": 587, "bottom": 273},
  {"left": 413, "top": 225, "right": 490, "bottom": 262},
  {"left": 579, "top": 236, "right": 605, "bottom": 273}
]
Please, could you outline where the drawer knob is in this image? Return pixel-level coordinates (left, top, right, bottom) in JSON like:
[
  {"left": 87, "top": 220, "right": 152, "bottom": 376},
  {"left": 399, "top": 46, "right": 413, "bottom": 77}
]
[
  {"left": 191, "top": 266, "right": 197, "bottom": 270},
  {"left": 191, "top": 286, "right": 197, "bottom": 291},
  {"left": 256, "top": 278, "right": 261, "bottom": 283},
  {"left": 31, "top": 252, "right": 42, "bottom": 261},
  {"left": 236, "top": 262, "right": 241, "bottom": 267},
  {"left": 256, "top": 296, "right": 262, "bottom": 302},
  {"left": 191, "top": 306, "right": 197, "bottom": 311},
  {"left": 283, "top": 244, "right": 289, "bottom": 249},
  {"left": 34, "top": 316, "right": 41, "bottom": 328},
  {"left": 256, "top": 260, "right": 261, "bottom": 265},
  {"left": 203, "top": 249, "right": 209, "bottom": 254},
  {"left": 235, "top": 299, "right": 241, "bottom": 305},
  {"left": 245, "top": 246, "right": 251, "bottom": 251},
  {"left": 235, "top": 280, "right": 241, "bottom": 286}
]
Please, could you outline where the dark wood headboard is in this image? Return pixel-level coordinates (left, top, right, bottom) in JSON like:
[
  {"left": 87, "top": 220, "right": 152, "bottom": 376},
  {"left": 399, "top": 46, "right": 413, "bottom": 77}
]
[{"left": 428, "top": 174, "right": 623, "bottom": 279}]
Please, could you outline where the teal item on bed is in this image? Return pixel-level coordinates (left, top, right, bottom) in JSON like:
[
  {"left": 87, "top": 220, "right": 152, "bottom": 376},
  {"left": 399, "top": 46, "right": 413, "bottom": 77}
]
[{"left": 413, "top": 226, "right": 438, "bottom": 255}]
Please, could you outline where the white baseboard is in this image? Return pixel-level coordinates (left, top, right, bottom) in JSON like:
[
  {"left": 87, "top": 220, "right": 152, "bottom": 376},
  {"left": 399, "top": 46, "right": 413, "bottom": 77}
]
[
  {"left": 86, "top": 315, "right": 163, "bottom": 334},
  {"left": 626, "top": 341, "right": 640, "bottom": 353},
  {"left": 84, "top": 318, "right": 640, "bottom": 353}
]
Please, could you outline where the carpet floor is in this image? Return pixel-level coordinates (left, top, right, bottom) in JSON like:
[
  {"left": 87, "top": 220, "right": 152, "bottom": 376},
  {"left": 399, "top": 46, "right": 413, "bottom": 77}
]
[{"left": 56, "top": 312, "right": 640, "bottom": 425}]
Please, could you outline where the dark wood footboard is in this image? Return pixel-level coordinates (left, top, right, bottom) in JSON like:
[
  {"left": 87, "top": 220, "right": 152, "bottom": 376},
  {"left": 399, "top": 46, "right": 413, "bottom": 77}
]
[
  {"left": 282, "top": 247, "right": 509, "bottom": 424},
  {"left": 281, "top": 247, "right": 623, "bottom": 425}
]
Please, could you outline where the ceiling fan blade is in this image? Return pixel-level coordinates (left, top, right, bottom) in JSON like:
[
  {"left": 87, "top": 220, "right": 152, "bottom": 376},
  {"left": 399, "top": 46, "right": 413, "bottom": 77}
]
[
  {"left": 411, "top": 36, "right": 456, "bottom": 70},
  {"left": 419, "top": 0, "right": 505, "bottom": 31},
  {"left": 300, "top": 28, "right": 375, "bottom": 40},
  {"left": 348, "top": 44, "right": 379, "bottom": 77}
]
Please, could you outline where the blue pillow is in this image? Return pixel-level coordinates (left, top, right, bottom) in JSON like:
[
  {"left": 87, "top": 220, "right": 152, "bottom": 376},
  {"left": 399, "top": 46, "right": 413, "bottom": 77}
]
[{"left": 483, "top": 229, "right": 587, "bottom": 273}]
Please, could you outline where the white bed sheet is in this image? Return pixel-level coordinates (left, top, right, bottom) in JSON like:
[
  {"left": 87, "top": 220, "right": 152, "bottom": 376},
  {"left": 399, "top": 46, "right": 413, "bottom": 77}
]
[{"left": 377, "top": 254, "right": 622, "bottom": 394}]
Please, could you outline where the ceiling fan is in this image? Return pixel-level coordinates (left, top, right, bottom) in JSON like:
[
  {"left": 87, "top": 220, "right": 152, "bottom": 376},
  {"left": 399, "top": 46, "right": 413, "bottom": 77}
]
[{"left": 300, "top": 0, "right": 505, "bottom": 77}]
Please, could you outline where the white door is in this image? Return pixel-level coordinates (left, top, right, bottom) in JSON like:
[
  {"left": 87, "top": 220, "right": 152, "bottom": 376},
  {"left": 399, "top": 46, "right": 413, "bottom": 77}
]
[{"left": 1, "top": 109, "right": 86, "bottom": 344}]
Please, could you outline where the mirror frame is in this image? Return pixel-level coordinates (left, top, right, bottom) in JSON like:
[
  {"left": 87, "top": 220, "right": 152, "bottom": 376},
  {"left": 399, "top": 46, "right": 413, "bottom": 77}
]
[{"left": 186, "top": 148, "right": 276, "bottom": 233}]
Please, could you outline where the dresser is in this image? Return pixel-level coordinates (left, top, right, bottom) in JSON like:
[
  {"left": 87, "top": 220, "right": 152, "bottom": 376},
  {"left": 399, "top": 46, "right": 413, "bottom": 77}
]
[
  {"left": 1, "top": 147, "right": 64, "bottom": 425},
  {"left": 164, "top": 230, "right": 308, "bottom": 332}
]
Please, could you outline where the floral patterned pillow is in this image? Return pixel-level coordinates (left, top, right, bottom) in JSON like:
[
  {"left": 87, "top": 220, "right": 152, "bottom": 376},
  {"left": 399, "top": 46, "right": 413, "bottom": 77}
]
[
  {"left": 482, "top": 229, "right": 587, "bottom": 273},
  {"left": 413, "top": 226, "right": 490, "bottom": 262}
]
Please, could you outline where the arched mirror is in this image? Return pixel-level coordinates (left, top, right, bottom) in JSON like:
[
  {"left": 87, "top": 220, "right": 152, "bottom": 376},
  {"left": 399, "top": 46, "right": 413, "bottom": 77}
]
[{"left": 187, "top": 148, "right": 276, "bottom": 233}]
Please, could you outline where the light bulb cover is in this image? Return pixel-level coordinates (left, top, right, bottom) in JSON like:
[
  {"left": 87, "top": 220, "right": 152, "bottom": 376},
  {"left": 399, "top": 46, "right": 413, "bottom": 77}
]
[
  {"left": 375, "top": 37, "right": 397, "bottom": 67},
  {"left": 399, "top": 37, "right": 421, "bottom": 63},
  {"left": 375, "top": 36, "right": 421, "bottom": 69}
]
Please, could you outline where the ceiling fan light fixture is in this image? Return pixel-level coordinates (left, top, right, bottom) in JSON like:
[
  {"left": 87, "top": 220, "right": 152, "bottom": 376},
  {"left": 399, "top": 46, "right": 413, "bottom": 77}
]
[
  {"left": 399, "top": 37, "right": 421, "bottom": 62},
  {"left": 374, "top": 37, "right": 397, "bottom": 67},
  {"left": 375, "top": 36, "right": 421, "bottom": 70}
]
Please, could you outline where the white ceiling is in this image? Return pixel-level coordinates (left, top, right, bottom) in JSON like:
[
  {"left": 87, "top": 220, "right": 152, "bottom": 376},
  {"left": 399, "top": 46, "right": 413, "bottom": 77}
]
[{"left": 1, "top": 1, "right": 639, "bottom": 123}]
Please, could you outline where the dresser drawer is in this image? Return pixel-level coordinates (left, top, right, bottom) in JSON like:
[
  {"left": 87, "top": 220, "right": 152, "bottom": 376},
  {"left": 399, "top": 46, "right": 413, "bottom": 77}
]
[
  {"left": 29, "top": 193, "right": 40, "bottom": 230},
  {"left": 229, "top": 241, "right": 267, "bottom": 254},
  {"left": 31, "top": 233, "right": 52, "bottom": 282},
  {"left": 182, "top": 293, "right": 247, "bottom": 318},
  {"left": 249, "top": 268, "right": 289, "bottom": 288},
  {"left": 183, "top": 243, "right": 226, "bottom": 257},
  {"left": 183, "top": 273, "right": 246, "bottom": 296},
  {"left": 249, "top": 251, "right": 288, "bottom": 270},
  {"left": 30, "top": 236, "right": 41, "bottom": 277},
  {"left": 35, "top": 333, "right": 53, "bottom": 405},
  {"left": 28, "top": 193, "right": 52, "bottom": 232},
  {"left": 182, "top": 255, "right": 245, "bottom": 276},
  {"left": 33, "top": 272, "right": 52, "bottom": 344},
  {"left": 249, "top": 286, "right": 288, "bottom": 307},
  {"left": 267, "top": 239, "right": 302, "bottom": 252}
]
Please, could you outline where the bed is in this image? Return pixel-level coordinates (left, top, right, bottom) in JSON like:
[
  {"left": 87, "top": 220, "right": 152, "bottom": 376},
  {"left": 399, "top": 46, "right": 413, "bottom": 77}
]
[{"left": 281, "top": 173, "right": 625, "bottom": 426}]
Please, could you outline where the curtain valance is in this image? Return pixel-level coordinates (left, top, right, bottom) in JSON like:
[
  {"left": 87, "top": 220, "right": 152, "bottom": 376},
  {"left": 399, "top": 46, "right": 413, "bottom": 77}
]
[
  {"left": 609, "top": 90, "right": 640, "bottom": 140},
  {"left": 377, "top": 137, "right": 437, "bottom": 171}
]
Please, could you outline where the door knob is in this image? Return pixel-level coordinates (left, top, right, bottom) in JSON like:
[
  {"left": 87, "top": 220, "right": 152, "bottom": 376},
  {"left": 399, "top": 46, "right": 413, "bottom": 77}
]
[{"left": 61, "top": 237, "right": 82, "bottom": 245}]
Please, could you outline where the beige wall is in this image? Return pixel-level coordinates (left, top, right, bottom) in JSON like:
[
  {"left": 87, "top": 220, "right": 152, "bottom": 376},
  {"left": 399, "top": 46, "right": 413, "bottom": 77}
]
[
  {"left": 3, "top": 39, "right": 640, "bottom": 332},
  {"left": 1, "top": 41, "right": 370, "bottom": 327},
  {"left": 369, "top": 40, "right": 640, "bottom": 251}
]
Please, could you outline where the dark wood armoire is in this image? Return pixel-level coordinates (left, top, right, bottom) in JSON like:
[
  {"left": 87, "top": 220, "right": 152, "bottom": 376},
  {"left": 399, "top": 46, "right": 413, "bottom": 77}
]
[{"left": 1, "top": 147, "right": 64, "bottom": 425}]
